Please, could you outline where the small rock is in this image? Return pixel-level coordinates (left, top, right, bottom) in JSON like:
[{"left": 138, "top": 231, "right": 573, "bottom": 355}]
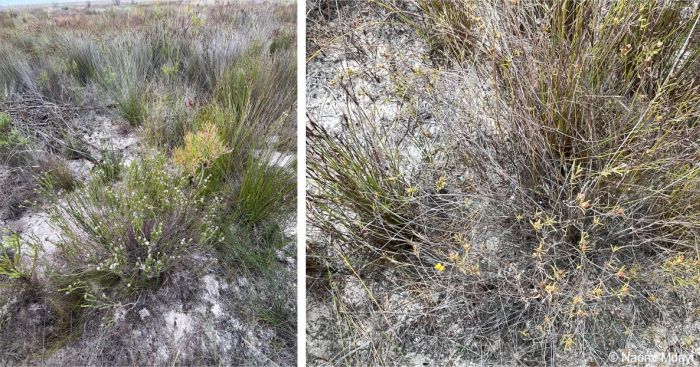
[
  {"left": 113, "top": 307, "right": 126, "bottom": 323},
  {"left": 139, "top": 308, "right": 151, "bottom": 321}
]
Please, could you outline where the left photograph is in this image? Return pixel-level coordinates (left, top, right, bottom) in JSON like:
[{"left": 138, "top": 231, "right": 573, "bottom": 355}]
[{"left": 0, "top": 1, "right": 296, "bottom": 365}]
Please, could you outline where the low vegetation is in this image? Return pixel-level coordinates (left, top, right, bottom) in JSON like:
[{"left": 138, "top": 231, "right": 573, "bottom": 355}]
[
  {"left": 1, "top": 2, "right": 295, "bottom": 365},
  {"left": 308, "top": 0, "right": 700, "bottom": 365}
]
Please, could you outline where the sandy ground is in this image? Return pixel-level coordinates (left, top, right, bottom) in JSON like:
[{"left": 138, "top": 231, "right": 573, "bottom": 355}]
[{"left": 0, "top": 109, "right": 297, "bottom": 365}]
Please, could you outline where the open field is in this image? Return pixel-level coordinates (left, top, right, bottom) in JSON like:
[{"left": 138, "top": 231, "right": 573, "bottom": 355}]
[
  {"left": 307, "top": 0, "right": 700, "bottom": 365},
  {"left": 0, "top": 1, "right": 296, "bottom": 365}
]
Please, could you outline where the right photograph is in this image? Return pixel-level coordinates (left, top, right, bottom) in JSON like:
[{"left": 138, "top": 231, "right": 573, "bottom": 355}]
[{"left": 306, "top": 0, "right": 700, "bottom": 366}]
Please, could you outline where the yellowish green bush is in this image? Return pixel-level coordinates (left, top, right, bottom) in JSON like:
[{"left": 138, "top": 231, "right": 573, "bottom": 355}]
[
  {"left": 0, "top": 233, "right": 37, "bottom": 284},
  {"left": 173, "top": 122, "right": 230, "bottom": 176}
]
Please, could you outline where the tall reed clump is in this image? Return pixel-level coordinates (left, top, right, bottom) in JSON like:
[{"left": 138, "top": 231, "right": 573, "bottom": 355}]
[
  {"left": 0, "top": 44, "right": 36, "bottom": 97},
  {"left": 436, "top": 0, "right": 700, "bottom": 362},
  {"left": 52, "top": 153, "right": 220, "bottom": 309},
  {"left": 200, "top": 48, "right": 296, "bottom": 225},
  {"left": 62, "top": 34, "right": 102, "bottom": 85},
  {"left": 98, "top": 36, "right": 153, "bottom": 126}
]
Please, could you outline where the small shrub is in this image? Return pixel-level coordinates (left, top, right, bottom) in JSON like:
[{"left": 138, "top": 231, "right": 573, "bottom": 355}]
[
  {"left": 52, "top": 153, "right": 220, "bottom": 309},
  {"left": 94, "top": 149, "right": 122, "bottom": 184},
  {"left": 117, "top": 89, "right": 149, "bottom": 126},
  {"left": 0, "top": 112, "right": 31, "bottom": 166},
  {"left": 0, "top": 233, "right": 37, "bottom": 284},
  {"left": 0, "top": 112, "right": 24, "bottom": 150},
  {"left": 37, "top": 158, "right": 79, "bottom": 194},
  {"left": 269, "top": 33, "right": 294, "bottom": 54},
  {"left": 172, "top": 122, "right": 230, "bottom": 177}
]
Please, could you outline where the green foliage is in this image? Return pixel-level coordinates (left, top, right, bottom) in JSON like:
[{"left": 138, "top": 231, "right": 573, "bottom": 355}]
[
  {"left": 0, "top": 233, "right": 37, "bottom": 284},
  {"left": 173, "top": 122, "right": 230, "bottom": 176},
  {"left": 63, "top": 36, "right": 102, "bottom": 85},
  {"left": 94, "top": 149, "right": 122, "bottom": 184},
  {"left": 235, "top": 154, "right": 295, "bottom": 225},
  {"left": 217, "top": 222, "right": 287, "bottom": 274},
  {"left": 0, "top": 112, "right": 31, "bottom": 166},
  {"left": 118, "top": 89, "right": 149, "bottom": 126},
  {"left": 0, "top": 112, "right": 27, "bottom": 150},
  {"left": 52, "top": 153, "right": 220, "bottom": 309},
  {"left": 37, "top": 158, "right": 79, "bottom": 194},
  {"left": 269, "top": 33, "right": 294, "bottom": 54}
]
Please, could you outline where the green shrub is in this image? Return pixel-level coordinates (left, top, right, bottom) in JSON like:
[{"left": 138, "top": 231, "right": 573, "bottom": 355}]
[
  {"left": 0, "top": 112, "right": 31, "bottom": 165},
  {"left": 269, "top": 33, "right": 294, "bottom": 54},
  {"left": 52, "top": 153, "right": 220, "bottom": 309},
  {"left": 173, "top": 122, "right": 230, "bottom": 177},
  {"left": 117, "top": 89, "right": 149, "bottom": 126},
  {"left": 0, "top": 233, "right": 37, "bottom": 284},
  {"left": 95, "top": 149, "right": 123, "bottom": 184},
  {"left": 0, "top": 112, "right": 21, "bottom": 150},
  {"left": 37, "top": 158, "right": 79, "bottom": 194}
]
